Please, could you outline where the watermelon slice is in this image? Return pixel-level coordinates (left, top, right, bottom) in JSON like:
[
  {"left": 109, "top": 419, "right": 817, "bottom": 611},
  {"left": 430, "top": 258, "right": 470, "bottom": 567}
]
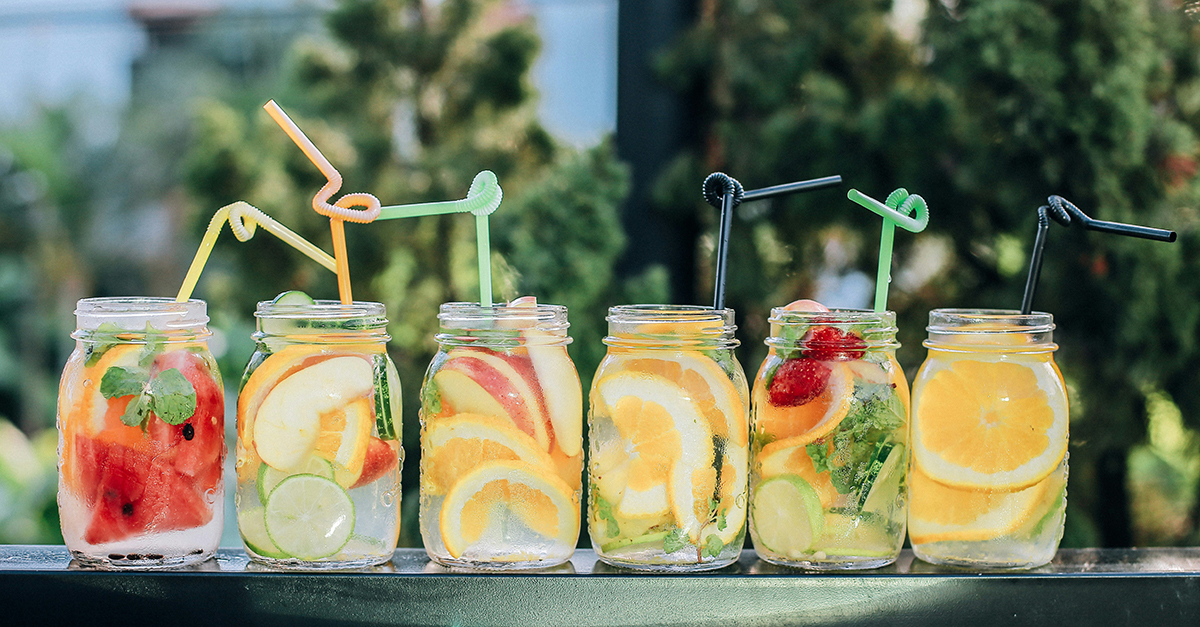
[{"left": 147, "top": 350, "right": 225, "bottom": 491}]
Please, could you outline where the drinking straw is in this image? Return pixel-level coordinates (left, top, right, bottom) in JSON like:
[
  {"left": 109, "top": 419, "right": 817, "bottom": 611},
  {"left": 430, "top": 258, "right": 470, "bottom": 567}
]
[
  {"left": 1019, "top": 195, "right": 1176, "bottom": 314},
  {"left": 374, "top": 170, "right": 503, "bottom": 306},
  {"left": 175, "top": 201, "right": 337, "bottom": 302},
  {"left": 263, "top": 100, "right": 381, "bottom": 304},
  {"left": 703, "top": 172, "right": 843, "bottom": 310},
  {"left": 846, "top": 188, "right": 930, "bottom": 313}
]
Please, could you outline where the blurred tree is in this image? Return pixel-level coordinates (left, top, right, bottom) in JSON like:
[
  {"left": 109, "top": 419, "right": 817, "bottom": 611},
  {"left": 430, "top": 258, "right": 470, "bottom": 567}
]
[{"left": 658, "top": 0, "right": 1200, "bottom": 546}]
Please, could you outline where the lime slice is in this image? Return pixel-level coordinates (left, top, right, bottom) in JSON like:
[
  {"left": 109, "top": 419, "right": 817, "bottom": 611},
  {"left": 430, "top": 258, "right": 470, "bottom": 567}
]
[
  {"left": 257, "top": 456, "right": 336, "bottom": 505},
  {"left": 238, "top": 506, "right": 287, "bottom": 559},
  {"left": 265, "top": 474, "right": 355, "bottom": 560},
  {"left": 273, "top": 290, "right": 315, "bottom": 305},
  {"left": 859, "top": 443, "right": 905, "bottom": 516},
  {"left": 372, "top": 354, "right": 401, "bottom": 441},
  {"left": 752, "top": 474, "right": 824, "bottom": 555}
]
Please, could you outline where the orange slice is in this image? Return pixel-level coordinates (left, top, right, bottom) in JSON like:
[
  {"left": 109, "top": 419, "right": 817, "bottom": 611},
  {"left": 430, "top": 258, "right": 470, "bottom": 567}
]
[
  {"left": 913, "top": 359, "right": 1067, "bottom": 490},
  {"left": 609, "top": 351, "right": 747, "bottom": 447},
  {"left": 908, "top": 465, "right": 1057, "bottom": 544},
  {"left": 422, "top": 413, "right": 556, "bottom": 495},
  {"left": 315, "top": 397, "right": 374, "bottom": 487},
  {"left": 439, "top": 460, "right": 579, "bottom": 559},
  {"left": 753, "top": 361, "right": 853, "bottom": 445},
  {"left": 758, "top": 437, "right": 837, "bottom": 507}
]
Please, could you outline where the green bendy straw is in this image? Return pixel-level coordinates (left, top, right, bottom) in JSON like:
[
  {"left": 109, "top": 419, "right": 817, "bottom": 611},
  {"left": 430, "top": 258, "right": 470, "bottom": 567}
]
[
  {"left": 375, "top": 170, "right": 503, "bottom": 306},
  {"left": 847, "top": 188, "right": 929, "bottom": 312}
]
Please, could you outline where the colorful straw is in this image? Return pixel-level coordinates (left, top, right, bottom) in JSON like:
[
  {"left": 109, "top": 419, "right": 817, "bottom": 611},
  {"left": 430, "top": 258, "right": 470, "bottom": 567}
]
[
  {"left": 375, "top": 170, "right": 503, "bottom": 306},
  {"left": 1020, "top": 195, "right": 1176, "bottom": 314},
  {"left": 263, "top": 100, "right": 381, "bottom": 304},
  {"left": 703, "top": 172, "right": 843, "bottom": 310},
  {"left": 846, "top": 188, "right": 930, "bottom": 312},
  {"left": 175, "top": 202, "right": 337, "bottom": 302}
]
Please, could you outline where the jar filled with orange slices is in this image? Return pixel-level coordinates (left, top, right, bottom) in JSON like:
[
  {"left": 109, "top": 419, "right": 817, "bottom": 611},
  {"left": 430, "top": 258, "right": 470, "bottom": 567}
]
[
  {"left": 909, "top": 309, "right": 1067, "bottom": 569},
  {"left": 749, "top": 303, "right": 909, "bottom": 569},
  {"left": 588, "top": 305, "right": 749, "bottom": 571},
  {"left": 235, "top": 291, "right": 402, "bottom": 569},
  {"left": 419, "top": 299, "right": 582, "bottom": 569},
  {"left": 58, "top": 298, "right": 225, "bottom": 568}
]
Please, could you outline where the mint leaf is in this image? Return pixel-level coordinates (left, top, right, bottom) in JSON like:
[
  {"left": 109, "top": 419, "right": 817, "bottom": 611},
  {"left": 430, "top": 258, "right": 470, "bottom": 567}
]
[
  {"left": 120, "top": 393, "right": 153, "bottom": 428},
  {"left": 662, "top": 527, "right": 691, "bottom": 554},
  {"left": 138, "top": 323, "right": 166, "bottom": 368},
  {"left": 85, "top": 322, "right": 125, "bottom": 366},
  {"left": 101, "top": 366, "right": 149, "bottom": 399},
  {"left": 807, "top": 442, "right": 832, "bottom": 475},
  {"left": 149, "top": 367, "right": 196, "bottom": 426},
  {"left": 717, "top": 508, "right": 728, "bottom": 531},
  {"left": 702, "top": 534, "right": 724, "bottom": 558},
  {"left": 592, "top": 490, "right": 621, "bottom": 539}
]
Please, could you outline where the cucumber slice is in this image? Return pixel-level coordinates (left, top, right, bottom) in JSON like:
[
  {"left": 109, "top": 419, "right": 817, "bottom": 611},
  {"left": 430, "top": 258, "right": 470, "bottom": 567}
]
[
  {"left": 273, "top": 290, "right": 315, "bottom": 305},
  {"left": 372, "top": 354, "right": 401, "bottom": 441},
  {"left": 265, "top": 474, "right": 355, "bottom": 560},
  {"left": 257, "top": 456, "right": 336, "bottom": 505},
  {"left": 752, "top": 474, "right": 824, "bottom": 555},
  {"left": 238, "top": 505, "right": 288, "bottom": 559},
  {"left": 858, "top": 443, "right": 905, "bottom": 515}
]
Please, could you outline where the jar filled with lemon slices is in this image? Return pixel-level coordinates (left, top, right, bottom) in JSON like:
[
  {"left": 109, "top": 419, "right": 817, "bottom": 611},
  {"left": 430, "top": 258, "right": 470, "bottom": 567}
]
[
  {"left": 749, "top": 306, "right": 909, "bottom": 570},
  {"left": 235, "top": 292, "right": 402, "bottom": 569},
  {"left": 588, "top": 305, "right": 749, "bottom": 571},
  {"left": 419, "top": 300, "right": 583, "bottom": 570},
  {"left": 909, "top": 309, "right": 1068, "bottom": 569}
]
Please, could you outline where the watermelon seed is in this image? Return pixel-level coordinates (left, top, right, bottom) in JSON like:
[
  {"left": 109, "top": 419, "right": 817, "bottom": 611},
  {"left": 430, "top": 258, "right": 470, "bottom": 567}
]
[
  {"left": 108, "top": 554, "right": 124, "bottom": 560},
  {"left": 122, "top": 503, "right": 134, "bottom": 517},
  {"left": 183, "top": 424, "right": 194, "bottom": 440}
]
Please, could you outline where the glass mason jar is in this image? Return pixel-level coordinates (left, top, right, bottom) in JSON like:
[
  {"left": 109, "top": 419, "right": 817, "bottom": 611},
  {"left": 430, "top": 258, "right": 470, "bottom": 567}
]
[
  {"left": 748, "top": 308, "right": 909, "bottom": 570},
  {"left": 588, "top": 305, "right": 750, "bottom": 571},
  {"left": 909, "top": 309, "right": 1068, "bottom": 569},
  {"left": 57, "top": 297, "right": 225, "bottom": 568},
  {"left": 419, "top": 302, "right": 583, "bottom": 569},
  {"left": 235, "top": 298, "right": 402, "bottom": 569}
]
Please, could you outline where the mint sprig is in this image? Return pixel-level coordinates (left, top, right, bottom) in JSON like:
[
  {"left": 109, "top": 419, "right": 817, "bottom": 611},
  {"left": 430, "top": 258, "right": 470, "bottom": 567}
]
[
  {"left": 662, "top": 526, "right": 691, "bottom": 554},
  {"left": 592, "top": 490, "right": 621, "bottom": 539},
  {"left": 100, "top": 364, "right": 196, "bottom": 429},
  {"left": 806, "top": 379, "right": 905, "bottom": 497}
]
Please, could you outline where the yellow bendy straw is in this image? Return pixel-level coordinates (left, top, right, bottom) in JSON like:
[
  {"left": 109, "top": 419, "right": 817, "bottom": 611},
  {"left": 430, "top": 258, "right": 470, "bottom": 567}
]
[
  {"left": 262, "top": 100, "right": 381, "bottom": 304},
  {"left": 175, "top": 201, "right": 337, "bottom": 302}
]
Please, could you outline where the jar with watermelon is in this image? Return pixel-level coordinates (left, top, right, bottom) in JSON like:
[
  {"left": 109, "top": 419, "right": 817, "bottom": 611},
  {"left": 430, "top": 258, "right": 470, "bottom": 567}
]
[
  {"left": 419, "top": 299, "right": 582, "bottom": 570},
  {"left": 748, "top": 301, "right": 908, "bottom": 570},
  {"left": 588, "top": 305, "right": 749, "bottom": 571},
  {"left": 235, "top": 292, "right": 402, "bottom": 569},
  {"left": 57, "top": 297, "right": 225, "bottom": 568}
]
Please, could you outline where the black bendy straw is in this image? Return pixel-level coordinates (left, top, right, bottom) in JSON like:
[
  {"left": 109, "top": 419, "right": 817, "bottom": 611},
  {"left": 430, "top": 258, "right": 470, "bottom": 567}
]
[
  {"left": 1020, "top": 195, "right": 1177, "bottom": 315},
  {"left": 703, "top": 173, "right": 843, "bottom": 310}
]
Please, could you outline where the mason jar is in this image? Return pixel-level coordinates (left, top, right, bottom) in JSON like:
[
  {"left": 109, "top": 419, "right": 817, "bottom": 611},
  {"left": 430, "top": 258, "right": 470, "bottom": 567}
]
[
  {"left": 419, "top": 301, "right": 583, "bottom": 570},
  {"left": 588, "top": 305, "right": 749, "bottom": 571},
  {"left": 748, "top": 308, "right": 908, "bottom": 570},
  {"left": 57, "top": 297, "right": 224, "bottom": 568},
  {"left": 235, "top": 296, "right": 402, "bottom": 569},
  {"left": 909, "top": 309, "right": 1068, "bottom": 569}
]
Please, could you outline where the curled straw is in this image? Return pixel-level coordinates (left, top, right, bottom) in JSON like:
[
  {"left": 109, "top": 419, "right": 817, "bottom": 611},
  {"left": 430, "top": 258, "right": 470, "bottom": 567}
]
[
  {"left": 847, "top": 188, "right": 930, "bottom": 313},
  {"left": 1020, "top": 195, "right": 1177, "bottom": 315},
  {"left": 703, "top": 172, "right": 843, "bottom": 310},
  {"left": 375, "top": 170, "right": 503, "bottom": 306},
  {"left": 263, "top": 100, "right": 381, "bottom": 305},
  {"left": 175, "top": 202, "right": 337, "bottom": 302}
]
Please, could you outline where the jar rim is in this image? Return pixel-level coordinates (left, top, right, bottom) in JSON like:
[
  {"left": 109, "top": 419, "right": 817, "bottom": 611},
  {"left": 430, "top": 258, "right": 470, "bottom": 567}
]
[
  {"left": 255, "top": 299, "right": 386, "bottom": 321},
  {"left": 74, "top": 297, "right": 208, "bottom": 331},
  {"left": 607, "top": 304, "right": 734, "bottom": 323},
  {"left": 927, "top": 308, "right": 1054, "bottom": 334},
  {"left": 769, "top": 307, "right": 896, "bottom": 326},
  {"left": 604, "top": 304, "right": 738, "bottom": 349},
  {"left": 438, "top": 301, "right": 568, "bottom": 322}
]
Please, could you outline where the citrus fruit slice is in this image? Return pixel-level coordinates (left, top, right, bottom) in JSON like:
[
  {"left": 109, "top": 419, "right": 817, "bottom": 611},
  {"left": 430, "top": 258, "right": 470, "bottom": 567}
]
[
  {"left": 438, "top": 460, "right": 578, "bottom": 559},
  {"left": 253, "top": 356, "right": 374, "bottom": 471},
  {"left": 913, "top": 359, "right": 1067, "bottom": 490},
  {"left": 754, "top": 361, "right": 853, "bottom": 445},
  {"left": 237, "top": 345, "right": 334, "bottom": 443},
  {"left": 238, "top": 505, "right": 287, "bottom": 559},
  {"left": 609, "top": 351, "right": 747, "bottom": 447},
  {"left": 758, "top": 436, "right": 837, "bottom": 506},
  {"left": 316, "top": 397, "right": 374, "bottom": 487},
  {"left": 908, "top": 465, "right": 1055, "bottom": 544},
  {"left": 751, "top": 474, "right": 824, "bottom": 555},
  {"left": 257, "top": 455, "right": 335, "bottom": 505},
  {"left": 264, "top": 473, "right": 355, "bottom": 560},
  {"left": 596, "top": 372, "right": 715, "bottom": 541},
  {"left": 703, "top": 441, "right": 748, "bottom": 545},
  {"left": 423, "top": 413, "right": 556, "bottom": 495}
]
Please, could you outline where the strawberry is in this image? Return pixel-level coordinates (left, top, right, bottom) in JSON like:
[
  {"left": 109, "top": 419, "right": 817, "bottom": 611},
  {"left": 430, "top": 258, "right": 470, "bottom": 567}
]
[
  {"left": 767, "top": 358, "right": 831, "bottom": 407},
  {"left": 802, "top": 326, "right": 866, "bottom": 361}
]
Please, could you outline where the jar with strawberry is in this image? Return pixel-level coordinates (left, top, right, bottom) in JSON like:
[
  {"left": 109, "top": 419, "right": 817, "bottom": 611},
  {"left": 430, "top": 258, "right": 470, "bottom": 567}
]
[
  {"left": 57, "top": 297, "right": 225, "bottom": 568},
  {"left": 749, "top": 301, "right": 909, "bottom": 569}
]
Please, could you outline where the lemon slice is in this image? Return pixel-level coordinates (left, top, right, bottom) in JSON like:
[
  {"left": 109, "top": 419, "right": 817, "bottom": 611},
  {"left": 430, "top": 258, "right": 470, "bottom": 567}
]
[
  {"left": 264, "top": 474, "right": 355, "bottom": 560},
  {"left": 913, "top": 359, "right": 1067, "bottom": 490},
  {"left": 423, "top": 413, "right": 556, "bottom": 495},
  {"left": 238, "top": 505, "right": 287, "bottom": 559},
  {"left": 753, "top": 361, "right": 854, "bottom": 445},
  {"left": 438, "top": 460, "right": 578, "bottom": 559},
  {"left": 758, "top": 436, "right": 838, "bottom": 507},
  {"left": 254, "top": 356, "right": 374, "bottom": 471},
  {"left": 908, "top": 465, "right": 1054, "bottom": 544},
  {"left": 751, "top": 474, "right": 824, "bottom": 555},
  {"left": 596, "top": 372, "right": 714, "bottom": 542}
]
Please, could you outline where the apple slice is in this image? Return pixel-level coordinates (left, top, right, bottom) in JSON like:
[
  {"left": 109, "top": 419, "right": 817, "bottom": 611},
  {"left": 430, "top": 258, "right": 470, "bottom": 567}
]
[
  {"left": 507, "top": 296, "right": 583, "bottom": 458},
  {"left": 432, "top": 349, "right": 551, "bottom": 451}
]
